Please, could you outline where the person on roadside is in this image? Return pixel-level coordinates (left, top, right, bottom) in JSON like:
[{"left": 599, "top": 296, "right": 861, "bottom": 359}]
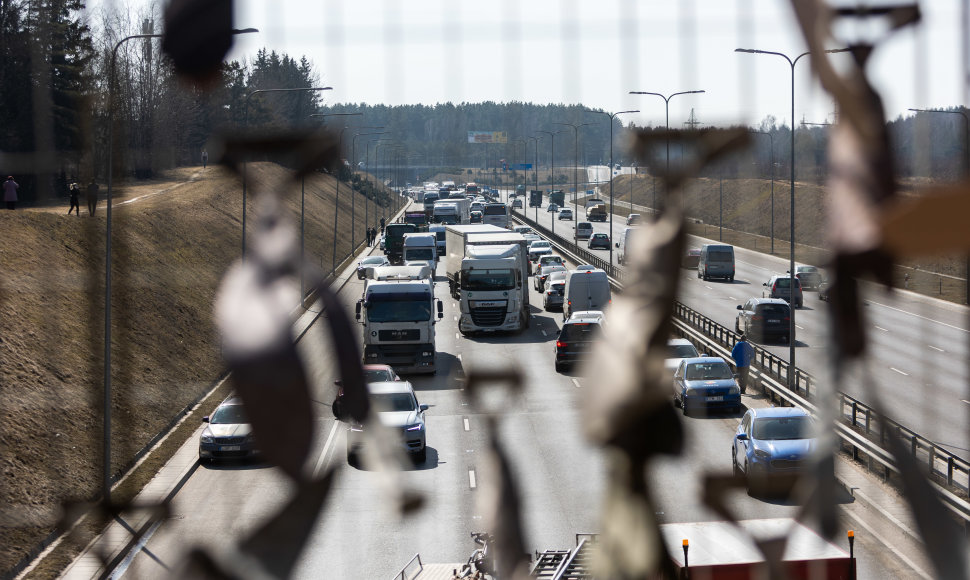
[
  {"left": 68, "top": 182, "right": 81, "bottom": 215},
  {"left": 731, "top": 332, "right": 755, "bottom": 395},
  {"left": 86, "top": 178, "right": 100, "bottom": 216},
  {"left": 379, "top": 216, "right": 386, "bottom": 233},
  {"left": 3, "top": 175, "right": 19, "bottom": 210},
  {"left": 202, "top": 149, "right": 208, "bottom": 169}
]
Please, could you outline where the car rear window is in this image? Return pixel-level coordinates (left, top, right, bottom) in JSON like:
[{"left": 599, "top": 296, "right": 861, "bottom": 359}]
[
  {"left": 756, "top": 304, "right": 789, "bottom": 317},
  {"left": 668, "top": 344, "right": 699, "bottom": 358},
  {"left": 707, "top": 250, "right": 732, "bottom": 261},
  {"left": 559, "top": 322, "right": 601, "bottom": 341}
]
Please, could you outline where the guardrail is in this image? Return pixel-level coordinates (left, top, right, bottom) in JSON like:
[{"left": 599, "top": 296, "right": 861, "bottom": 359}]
[
  {"left": 391, "top": 553, "right": 423, "bottom": 580},
  {"left": 512, "top": 211, "right": 970, "bottom": 526}
]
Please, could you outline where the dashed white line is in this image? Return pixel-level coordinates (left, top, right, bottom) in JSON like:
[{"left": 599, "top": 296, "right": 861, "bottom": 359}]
[
  {"left": 928, "top": 345, "right": 945, "bottom": 352},
  {"left": 889, "top": 367, "right": 909, "bottom": 376},
  {"left": 456, "top": 333, "right": 461, "bottom": 340},
  {"left": 704, "top": 285, "right": 713, "bottom": 290},
  {"left": 866, "top": 299, "right": 970, "bottom": 334},
  {"left": 795, "top": 324, "right": 804, "bottom": 330},
  {"left": 468, "top": 469, "right": 477, "bottom": 489},
  {"left": 312, "top": 421, "right": 341, "bottom": 477},
  {"left": 728, "top": 296, "right": 737, "bottom": 301},
  {"left": 571, "top": 378, "right": 582, "bottom": 389},
  {"left": 874, "top": 325, "right": 889, "bottom": 332},
  {"left": 463, "top": 417, "right": 470, "bottom": 431}
]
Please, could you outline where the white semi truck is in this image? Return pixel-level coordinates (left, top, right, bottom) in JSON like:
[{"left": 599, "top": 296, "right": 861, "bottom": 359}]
[
  {"left": 402, "top": 232, "right": 437, "bottom": 269},
  {"left": 456, "top": 244, "right": 528, "bottom": 334},
  {"left": 355, "top": 266, "right": 444, "bottom": 374},
  {"left": 433, "top": 197, "right": 470, "bottom": 225}
]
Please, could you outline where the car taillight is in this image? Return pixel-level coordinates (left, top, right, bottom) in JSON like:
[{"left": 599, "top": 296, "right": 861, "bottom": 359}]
[
  {"left": 752, "top": 315, "right": 763, "bottom": 321},
  {"left": 784, "top": 316, "right": 790, "bottom": 321},
  {"left": 556, "top": 341, "right": 566, "bottom": 348}
]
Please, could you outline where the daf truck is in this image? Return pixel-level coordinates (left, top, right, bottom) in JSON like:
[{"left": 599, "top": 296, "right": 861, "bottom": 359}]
[
  {"left": 355, "top": 266, "right": 444, "bottom": 374},
  {"left": 443, "top": 224, "right": 510, "bottom": 297},
  {"left": 456, "top": 244, "right": 528, "bottom": 334}
]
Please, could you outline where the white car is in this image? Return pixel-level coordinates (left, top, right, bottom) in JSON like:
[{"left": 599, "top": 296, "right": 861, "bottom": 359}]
[
  {"left": 665, "top": 338, "right": 700, "bottom": 377},
  {"left": 528, "top": 240, "right": 553, "bottom": 262},
  {"left": 346, "top": 380, "right": 428, "bottom": 464}
]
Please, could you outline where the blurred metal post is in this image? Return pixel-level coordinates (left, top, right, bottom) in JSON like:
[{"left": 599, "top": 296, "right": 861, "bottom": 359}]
[
  {"left": 312, "top": 113, "right": 363, "bottom": 275},
  {"left": 584, "top": 110, "right": 638, "bottom": 265},
  {"left": 749, "top": 129, "right": 775, "bottom": 254},
  {"left": 628, "top": 90, "right": 705, "bottom": 190},
  {"left": 537, "top": 130, "right": 561, "bottom": 236},
  {"left": 351, "top": 129, "right": 385, "bottom": 251},
  {"left": 553, "top": 122, "right": 593, "bottom": 246}
]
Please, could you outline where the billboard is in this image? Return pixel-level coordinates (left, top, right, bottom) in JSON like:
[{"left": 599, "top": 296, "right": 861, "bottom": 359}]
[{"left": 467, "top": 131, "right": 508, "bottom": 144}]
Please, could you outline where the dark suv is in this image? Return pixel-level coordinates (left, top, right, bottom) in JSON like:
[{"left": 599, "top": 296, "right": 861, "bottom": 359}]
[
  {"left": 736, "top": 298, "right": 792, "bottom": 343},
  {"left": 763, "top": 275, "right": 803, "bottom": 308},
  {"left": 554, "top": 311, "right": 604, "bottom": 372}
]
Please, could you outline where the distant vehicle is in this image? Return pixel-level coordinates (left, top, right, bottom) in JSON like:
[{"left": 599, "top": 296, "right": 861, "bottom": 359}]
[
  {"left": 818, "top": 280, "right": 830, "bottom": 302},
  {"left": 672, "top": 357, "right": 742, "bottom": 416},
  {"left": 554, "top": 310, "right": 605, "bottom": 372},
  {"left": 528, "top": 240, "right": 553, "bottom": 262},
  {"left": 558, "top": 208, "right": 574, "bottom": 220},
  {"left": 465, "top": 182, "right": 480, "bottom": 196},
  {"left": 469, "top": 201, "right": 485, "bottom": 213},
  {"left": 362, "top": 364, "right": 401, "bottom": 383},
  {"left": 529, "top": 190, "right": 543, "bottom": 207},
  {"left": 512, "top": 226, "right": 535, "bottom": 236},
  {"left": 482, "top": 203, "right": 510, "bottom": 229},
  {"left": 345, "top": 380, "right": 428, "bottom": 464},
  {"left": 575, "top": 222, "right": 593, "bottom": 240},
  {"left": 682, "top": 248, "right": 701, "bottom": 269},
  {"left": 615, "top": 227, "right": 638, "bottom": 264},
  {"left": 763, "top": 275, "right": 803, "bottom": 309},
  {"left": 515, "top": 184, "right": 526, "bottom": 197},
  {"left": 793, "top": 265, "right": 822, "bottom": 290},
  {"left": 543, "top": 279, "right": 566, "bottom": 311},
  {"left": 626, "top": 213, "right": 642, "bottom": 225},
  {"left": 511, "top": 198, "right": 523, "bottom": 209},
  {"left": 698, "top": 244, "right": 735, "bottom": 282},
  {"left": 534, "top": 264, "right": 566, "bottom": 292},
  {"left": 588, "top": 232, "right": 610, "bottom": 250},
  {"left": 547, "top": 203, "right": 559, "bottom": 213},
  {"left": 548, "top": 190, "right": 566, "bottom": 207},
  {"left": 585, "top": 203, "right": 607, "bottom": 222},
  {"left": 536, "top": 254, "right": 565, "bottom": 269},
  {"left": 469, "top": 210, "right": 483, "bottom": 223},
  {"left": 665, "top": 338, "right": 700, "bottom": 377},
  {"left": 357, "top": 255, "right": 391, "bottom": 279},
  {"left": 736, "top": 298, "right": 792, "bottom": 343},
  {"left": 732, "top": 407, "right": 816, "bottom": 492},
  {"left": 199, "top": 395, "right": 258, "bottom": 462},
  {"left": 563, "top": 266, "right": 610, "bottom": 320}
]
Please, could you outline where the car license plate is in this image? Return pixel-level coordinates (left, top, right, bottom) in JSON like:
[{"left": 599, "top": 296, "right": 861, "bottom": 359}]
[
  {"left": 221, "top": 445, "right": 241, "bottom": 451},
  {"left": 705, "top": 396, "right": 723, "bottom": 402},
  {"left": 768, "top": 319, "right": 780, "bottom": 323}
]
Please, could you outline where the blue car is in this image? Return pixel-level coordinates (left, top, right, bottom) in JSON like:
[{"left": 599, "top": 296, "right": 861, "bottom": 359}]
[
  {"left": 672, "top": 357, "right": 741, "bottom": 416},
  {"left": 732, "top": 407, "right": 816, "bottom": 491}
]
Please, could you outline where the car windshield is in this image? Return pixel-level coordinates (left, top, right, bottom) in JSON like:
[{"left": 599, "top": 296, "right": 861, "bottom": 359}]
[
  {"left": 366, "top": 293, "right": 432, "bottom": 322},
  {"left": 211, "top": 404, "right": 248, "bottom": 424},
  {"left": 752, "top": 416, "right": 814, "bottom": 440},
  {"left": 592, "top": 234, "right": 607, "bottom": 239},
  {"left": 668, "top": 344, "right": 699, "bottom": 358},
  {"left": 370, "top": 392, "right": 417, "bottom": 413},
  {"left": 364, "top": 368, "right": 396, "bottom": 382},
  {"left": 462, "top": 268, "right": 515, "bottom": 291},
  {"left": 540, "top": 257, "right": 562, "bottom": 265},
  {"left": 685, "top": 362, "right": 733, "bottom": 381}
]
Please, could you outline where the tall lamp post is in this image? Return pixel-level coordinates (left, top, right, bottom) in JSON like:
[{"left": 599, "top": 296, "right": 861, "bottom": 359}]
[
  {"left": 104, "top": 27, "right": 258, "bottom": 502},
  {"left": 553, "top": 122, "right": 594, "bottom": 245},
  {"left": 312, "top": 113, "right": 363, "bottom": 274},
  {"left": 628, "top": 90, "right": 705, "bottom": 179},
  {"left": 584, "top": 109, "right": 638, "bottom": 265},
  {"left": 748, "top": 129, "right": 775, "bottom": 254},
  {"left": 524, "top": 136, "right": 539, "bottom": 215},
  {"left": 242, "top": 85, "right": 332, "bottom": 260},
  {"left": 735, "top": 46, "right": 850, "bottom": 387},
  {"left": 536, "top": 130, "right": 562, "bottom": 236},
  {"left": 909, "top": 107, "right": 970, "bottom": 304},
  {"left": 368, "top": 138, "right": 393, "bottom": 232},
  {"left": 352, "top": 130, "right": 386, "bottom": 250}
]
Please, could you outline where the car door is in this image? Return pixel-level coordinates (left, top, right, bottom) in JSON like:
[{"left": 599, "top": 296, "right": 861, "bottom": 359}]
[
  {"left": 734, "top": 411, "right": 752, "bottom": 471},
  {"left": 673, "top": 361, "right": 686, "bottom": 401}
]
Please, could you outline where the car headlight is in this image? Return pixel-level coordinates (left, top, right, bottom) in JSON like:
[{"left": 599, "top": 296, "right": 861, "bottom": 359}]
[
  {"left": 421, "top": 351, "right": 433, "bottom": 357},
  {"left": 350, "top": 423, "right": 364, "bottom": 432},
  {"left": 753, "top": 449, "right": 771, "bottom": 460},
  {"left": 245, "top": 432, "right": 257, "bottom": 442},
  {"left": 728, "top": 385, "right": 740, "bottom": 395},
  {"left": 406, "top": 423, "right": 424, "bottom": 431},
  {"left": 200, "top": 430, "right": 214, "bottom": 443}
]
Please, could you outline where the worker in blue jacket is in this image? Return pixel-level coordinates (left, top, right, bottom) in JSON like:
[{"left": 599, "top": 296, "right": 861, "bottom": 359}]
[{"left": 731, "top": 332, "right": 755, "bottom": 394}]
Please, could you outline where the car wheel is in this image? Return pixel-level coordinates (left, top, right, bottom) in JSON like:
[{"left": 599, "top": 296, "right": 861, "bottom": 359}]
[
  {"left": 735, "top": 319, "right": 740, "bottom": 333},
  {"left": 696, "top": 270, "right": 701, "bottom": 278},
  {"left": 732, "top": 450, "right": 740, "bottom": 476},
  {"left": 555, "top": 361, "right": 564, "bottom": 373},
  {"left": 347, "top": 448, "right": 357, "bottom": 466},
  {"left": 729, "top": 275, "right": 735, "bottom": 282},
  {"left": 415, "top": 448, "right": 427, "bottom": 464}
]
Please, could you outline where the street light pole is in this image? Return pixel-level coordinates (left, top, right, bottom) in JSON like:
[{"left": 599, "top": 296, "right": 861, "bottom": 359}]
[
  {"left": 628, "top": 90, "right": 705, "bottom": 181},
  {"left": 351, "top": 129, "right": 385, "bottom": 251},
  {"left": 537, "top": 130, "right": 561, "bottom": 236},
  {"left": 104, "top": 28, "right": 258, "bottom": 502},
  {"left": 585, "top": 109, "right": 638, "bottom": 265},
  {"left": 749, "top": 129, "right": 775, "bottom": 254},
  {"left": 909, "top": 107, "right": 970, "bottom": 304},
  {"left": 735, "top": 46, "right": 850, "bottom": 388},
  {"left": 368, "top": 138, "right": 393, "bottom": 235},
  {"left": 553, "top": 122, "right": 593, "bottom": 245},
  {"left": 242, "top": 85, "right": 332, "bottom": 260},
  {"left": 312, "top": 113, "right": 363, "bottom": 274}
]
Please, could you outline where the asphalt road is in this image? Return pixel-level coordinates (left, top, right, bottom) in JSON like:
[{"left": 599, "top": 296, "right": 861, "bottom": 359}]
[
  {"left": 513, "top": 194, "right": 970, "bottom": 462},
  {"left": 115, "top": 238, "right": 922, "bottom": 579}
]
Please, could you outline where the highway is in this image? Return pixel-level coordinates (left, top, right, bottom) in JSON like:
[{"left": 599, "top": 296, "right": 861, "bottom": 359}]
[
  {"left": 115, "top": 233, "right": 922, "bottom": 579},
  {"left": 513, "top": 184, "right": 970, "bottom": 463}
]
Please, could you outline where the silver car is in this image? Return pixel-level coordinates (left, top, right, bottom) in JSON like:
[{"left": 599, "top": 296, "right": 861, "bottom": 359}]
[
  {"left": 346, "top": 380, "right": 428, "bottom": 464},
  {"left": 543, "top": 280, "right": 566, "bottom": 311}
]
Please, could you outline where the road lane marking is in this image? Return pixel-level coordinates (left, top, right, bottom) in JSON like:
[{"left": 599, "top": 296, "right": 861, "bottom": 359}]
[
  {"left": 889, "top": 367, "right": 909, "bottom": 376},
  {"left": 839, "top": 508, "right": 933, "bottom": 580},
  {"left": 456, "top": 333, "right": 460, "bottom": 340},
  {"left": 962, "top": 400, "right": 970, "bottom": 406},
  {"left": 866, "top": 299, "right": 969, "bottom": 333},
  {"left": 468, "top": 470, "right": 477, "bottom": 489},
  {"left": 795, "top": 324, "right": 804, "bottom": 330},
  {"left": 728, "top": 296, "right": 736, "bottom": 301},
  {"left": 704, "top": 285, "right": 713, "bottom": 290},
  {"left": 928, "top": 345, "right": 945, "bottom": 352},
  {"left": 312, "top": 420, "right": 341, "bottom": 477},
  {"left": 463, "top": 417, "right": 470, "bottom": 431},
  {"left": 571, "top": 379, "right": 582, "bottom": 389},
  {"left": 874, "top": 325, "right": 889, "bottom": 332}
]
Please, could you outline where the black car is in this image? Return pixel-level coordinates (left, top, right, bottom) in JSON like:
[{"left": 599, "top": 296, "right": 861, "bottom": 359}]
[
  {"left": 554, "top": 311, "right": 604, "bottom": 372},
  {"left": 588, "top": 232, "right": 610, "bottom": 250},
  {"left": 736, "top": 298, "right": 791, "bottom": 343}
]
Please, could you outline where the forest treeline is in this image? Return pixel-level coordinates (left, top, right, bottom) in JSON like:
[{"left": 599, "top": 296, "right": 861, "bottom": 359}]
[{"left": 1, "top": 1, "right": 964, "bottom": 203}]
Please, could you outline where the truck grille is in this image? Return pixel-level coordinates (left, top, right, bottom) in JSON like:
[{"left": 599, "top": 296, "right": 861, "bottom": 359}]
[
  {"left": 378, "top": 329, "right": 420, "bottom": 341},
  {"left": 470, "top": 306, "right": 507, "bottom": 327}
]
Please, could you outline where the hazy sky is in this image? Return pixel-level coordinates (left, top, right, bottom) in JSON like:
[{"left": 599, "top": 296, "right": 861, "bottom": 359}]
[{"left": 100, "top": 1, "right": 965, "bottom": 130}]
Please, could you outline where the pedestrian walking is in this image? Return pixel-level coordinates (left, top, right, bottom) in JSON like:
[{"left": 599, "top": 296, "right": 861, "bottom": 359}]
[
  {"left": 379, "top": 216, "right": 386, "bottom": 233},
  {"left": 368, "top": 227, "right": 375, "bottom": 246},
  {"left": 86, "top": 178, "right": 100, "bottom": 216},
  {"left": 202, "top": 149, "right": 208, "bottom": 169},
  {"left": 731, "top": 332, "right": 755, "bottom": 395},
  {"left": 3, "top": 176, "right": 19, "bottom": 210},
  {"left": 68, "top": 182, "right": 81, "bottom": 215}
]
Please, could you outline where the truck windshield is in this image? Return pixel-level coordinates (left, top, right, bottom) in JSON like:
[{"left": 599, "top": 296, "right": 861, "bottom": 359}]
[
  {"left": 462, "top": 268, "right": 515, "bottom": 291},
  {"left": 406, "top": 248, "right": 434, "bottom": 260},
  {"left": 366, "top": 293, "right": 432, "bottom": 322},
  {"left": 437, "top": 215, "right": 458, "bottom": 224}
]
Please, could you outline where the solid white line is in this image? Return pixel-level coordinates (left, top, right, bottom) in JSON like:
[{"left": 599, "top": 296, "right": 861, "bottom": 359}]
[
  {"left": 928, "top": 345, "right": 945, "bottom": 352},
  {"left": 463, "top": 417, "right": 470, "bottom": 431},
  {"left": 866, "top": 299, "right": 970, "bottom": 333},
  {"left": 468, "top": 470, "right": 477, "bottom": 489},
  {"left": 889, "top": 367, "right": 909, "bottom": 376},
  {"left": 874, "top": 325, "right": 889, "bottom": 332},
  {"left": 313, "top": 421, "right": 341, "bottom": 478},
  {"left": 571, "top": 378, "right": 582, "bottom": 389},
  {"left": 839, "top": 508, "right": 933, "bottom": 580},
  {"left": 961, "top": 400, "right": 970, "bottom": 406}
]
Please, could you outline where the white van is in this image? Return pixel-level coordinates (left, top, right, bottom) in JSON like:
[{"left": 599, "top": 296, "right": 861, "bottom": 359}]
[
  {"left": 615, "top": 226, "right": 639, "bottom": 265},
  {"left": 402, "top": 232, "right": 438, "bottom": 269},
  {"left": 576, "top": 222, "right": 594, "bottom": 240},
  {"left": 698, "top": 244, "right": 735, "bottom": 281},
  {"left": 563, "top": 266, "right": 611, "bottom": 320}
]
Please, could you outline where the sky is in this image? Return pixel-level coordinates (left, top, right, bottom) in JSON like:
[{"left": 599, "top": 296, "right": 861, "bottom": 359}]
[{"left": 97, "top": 0, "right": 966, "bottom": 130}]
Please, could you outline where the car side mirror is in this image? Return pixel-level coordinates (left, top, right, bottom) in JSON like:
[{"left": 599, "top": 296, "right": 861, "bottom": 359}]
[
  {"left": 736, "top": 433, "right": 749, "bottom": 441},
  {"left": 355, "top": 301, "right": 362, "bottom": 320},
  {"left": 419, "top": 404, "right": 429, "bottom": 412},
  {"left": 736, "top": 305, "right": 742, "bottom": 310},
  {"left": 437, "top": 300, "right": 444, "bottom": 319},
  {"left": 202, "top": 416, "right": 209, "bottom": 423}
]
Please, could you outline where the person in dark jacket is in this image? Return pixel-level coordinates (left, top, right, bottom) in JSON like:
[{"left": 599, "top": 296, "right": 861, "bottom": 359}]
[
  {"left": 731, "top": 332, "right": 755, "bottom": 394},
  {"left": 86, "top": 178, "right": 100, "bottom": 216},
  {"left": 68, "top": 182, "right": 81, "bottom": 215},
  {"left": 3, "top": 176, "right": 18, "bottom": 210}
]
